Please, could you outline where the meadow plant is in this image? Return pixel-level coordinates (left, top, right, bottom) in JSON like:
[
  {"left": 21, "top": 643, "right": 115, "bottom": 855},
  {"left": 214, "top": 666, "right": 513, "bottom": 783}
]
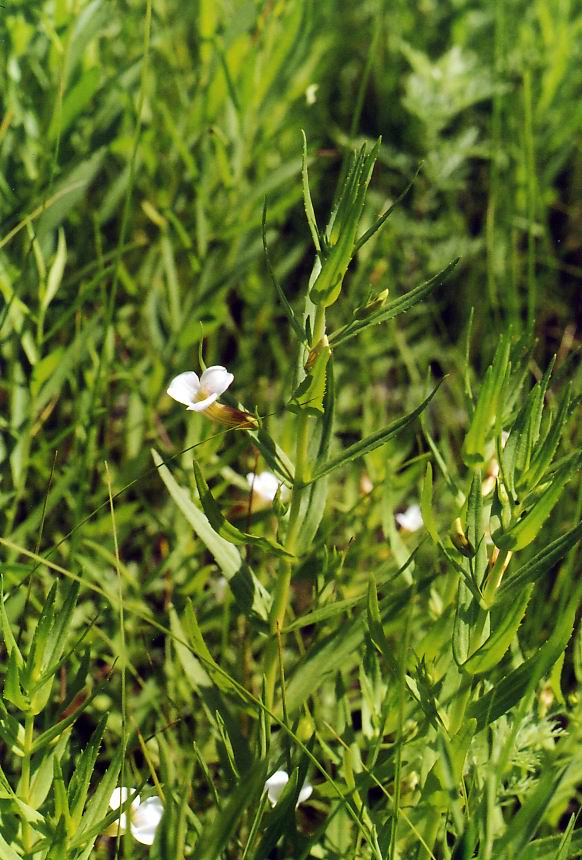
[{"left": 0, "top": 1, "right": 580, "bottom": 858}]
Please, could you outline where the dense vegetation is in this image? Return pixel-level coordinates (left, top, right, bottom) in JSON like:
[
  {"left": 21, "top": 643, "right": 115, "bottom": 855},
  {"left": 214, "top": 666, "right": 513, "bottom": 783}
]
[{"left": 0, "top": 1, "right": 580, "bottom": 857}]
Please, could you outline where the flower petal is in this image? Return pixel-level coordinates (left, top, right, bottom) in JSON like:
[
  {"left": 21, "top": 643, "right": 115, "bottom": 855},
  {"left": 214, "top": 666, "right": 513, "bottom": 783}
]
[
  {"left": 167, "top": 372, "right": 201, "bottom": 407},
  {"left": 265, "top": 770, "right": 289, "bottom": 807},
  {"left": 187, "top": 392, "right": 219, "bottom": 411},
  {"left": 109, "top": 787, "right": 139, "bottom": 810},
  {"left": 200, "top": 366, "right": 234, "bottom": 396},
  {"left": 131, "top": 797, "right": 164, "bottom": 845},
  {"left": 395, "top": 504, "right": 423, "bottom": 532},
  {"left": 247, "top": 471, "right": 280, "bottom": 502},
  {"left": 297, "top": 781, "right": 313, "bottom": 807}
]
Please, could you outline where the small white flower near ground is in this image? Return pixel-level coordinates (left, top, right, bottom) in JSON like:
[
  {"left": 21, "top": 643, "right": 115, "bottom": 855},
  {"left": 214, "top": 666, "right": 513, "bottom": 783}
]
[
  {"left": 211, "top": 575, "right": 228, "bottom": 603},
  {"left": 395, "top": 504, "right": 423, "bottom": 533},
  {"left": 246, "top": 471, "right": 282, "bottom": 504},
  {"left": 305, "top": 83, "right": 319, "bottom": 105},
  {"left": 264, "top": 769, "right": 313, "bottom": 808},
  {"left": 107, "top": 787, "right": 163, "bottom": 845},
  {"left": 167, "top": 366, "right": 234, "bottom": 412}
]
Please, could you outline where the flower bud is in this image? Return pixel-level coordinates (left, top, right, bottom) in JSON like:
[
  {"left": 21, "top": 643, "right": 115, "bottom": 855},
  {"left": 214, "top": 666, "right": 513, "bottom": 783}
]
[
  {"left": 451, "top": 517, "right": 475, "bottom": 557},
  {"left": 204, "top": 402, "right": 259, "bottom": 429},
  {"left": 354, "top": 288, "right": 389, "bottom": 320}
]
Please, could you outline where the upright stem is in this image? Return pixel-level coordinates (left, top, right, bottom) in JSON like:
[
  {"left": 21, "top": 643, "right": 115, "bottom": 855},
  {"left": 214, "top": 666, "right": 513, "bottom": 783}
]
[
  {"left": 265, "top": 412, "right": 310, "bottom": 708},
  {"left": 21, "top": 712, "right": 35, "bottom": 852},
  {"left": 264, "top": 303, "right": 326, "bottom": 709}
]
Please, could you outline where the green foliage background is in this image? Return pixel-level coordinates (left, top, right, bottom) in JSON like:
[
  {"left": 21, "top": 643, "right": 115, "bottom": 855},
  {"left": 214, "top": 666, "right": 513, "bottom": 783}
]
[{"left": 0, "top": 0, "right": 580, "bottom": 857}]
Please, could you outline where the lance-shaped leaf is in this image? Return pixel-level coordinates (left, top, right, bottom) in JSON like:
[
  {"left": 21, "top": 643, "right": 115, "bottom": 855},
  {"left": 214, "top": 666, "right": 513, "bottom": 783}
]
[
  {"left": 329, "top": 258, "right": 459, "bottom": 348},
  {"left": 466, "top": 589, "right": 578, "bottom": 729},
  {"left": 191, "top": 761, "right": 267, "bottom": 860},
  {"left": 501, "top": 358, "right": 555, "bottom": 495},
  {"left": 153, "top": 449, "right": 271, "bottom": 619},
  {"left": 493, "top": 460, "right": 579, "bottom": 551},
  {"left": 301, "top": 130, "right": 321, "bottom": 253},
  {"left": 310, "top": 141, "right": 379, "bottom": 307},
  {"left": 493, "top": 766, "right": 567, "bottom": 858},
  {"left": 193, "top": 460, "right": 293, "bottom": 558},
  {"left": 309, "top": 380, "right": 443, "bottom": 483},
  {"left": 420, "top": 462, "right": 440, "bottom": 544},
  {"left": 288, "top": 341, "right": 330, "bottom": 416},
  {"left": 462, "top": 586, "right": 532, "bottom": 675},
  {"left": 462, "top": 334, "right": 511, "bottom": 466},
  {"left": 352, "top": 163, "right": 422, "bottom": 254},
  {"left": 497, "top": 521, "right": 582, "bottom": 600},
  {"left": 295, "top": 357, "right": 336, "bottom": 555},
  {"left": 518, "top": 381, "right": 571, "bottom": 493}
]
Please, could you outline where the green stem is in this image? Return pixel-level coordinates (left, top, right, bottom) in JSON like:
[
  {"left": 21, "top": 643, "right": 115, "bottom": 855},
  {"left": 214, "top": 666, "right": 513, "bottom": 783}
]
[
  {"left": 21, "top": 712, "right": 35, "bottom": 852},
  {"left": 264, "top": 304, "right": 326, "bottom": 708},
  {"left": 265, "top": 412, "right": 310, "bottom": 708},
  {"left": 312, "top": 303, "right": 326, "bottom": 345}
]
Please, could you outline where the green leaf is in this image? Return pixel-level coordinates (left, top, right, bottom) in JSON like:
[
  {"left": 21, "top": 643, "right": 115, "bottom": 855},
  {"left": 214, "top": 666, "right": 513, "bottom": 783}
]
[
  {"left": 42, "top": 227, "right": 67, "bottom": 311},
  {"left": 311, "top": 380, "right": 443, "bottom": 482},
  {"left": 494, "top": 766, "right": 567, "bottom": 858},
  {"left": 191, "top": 762, "right": 267, "bottom": 860},
  {"left": 420, "top": 462, "right": 440, "bottom": 544},
  {"left": 0, "top": 833, "right": 22, "bottom": 860},
  {"left": 497, "top": 522, "right": 582, "bottom": 600},
  {"left": 184, "top": 600, "right": 237, "bottom": 695},
  {"left": 288, "top": 342, "right": 330, "bottom": 416},
  {"left": 153, "top": 449, "right": 271, "bottom": 620},
  {"left": 462, "top": 586, "right": 531, "bottom": 675},
  {"left": 193, "top": 459, "right": 293, "bottom": 559},
  {"left": 501, "top": 358, "right": 555, "bottom": 495},
  {"left": 310, "top": 142, "right": 379, "bottom": 307},
  {"left": 170, "top": 607, "right": 251, "bottom": 773},
  {"left": 71, "top": 761, "right": 137, "bottom": 850},
  {"left": 527, "top": 814, "right": 579, "bottom": 860},
  {"left": 493, "top": 461, "right": 578, "bottom": 551},
  {"left": 294, "top": 357, "right": 335, "bottom": 555},
  {"left": 244, "top": 426, "right": 294, "bottom": 485},
  {"left": 0, "top": 576, "right": 23, "bottom": 666},
  {"left": 329, "top": 258, "right": 459, "bottom": 348},
  {"left": 462, "top": 334, "right": 511, "bottom": 466},
  {"left": 4, "top": 647, "right": 29, "bottom": 710},
  {"left": 467, "top": 591, "right": 578, "bottom": 730},
  {"left": 68, "top": 715, "right": 108, "bottom": 829},
  {"left": 519, "top": 382, "right": 572, "bottom": 492},
  {"left": 301, "top": 130, "right": 321, "bottom": 253},
  {"left": 285, "top": 576, "right": 433, "bottom": 715},
  {"left": 352, "top": 163, "right": 422, "bottom": 254}
]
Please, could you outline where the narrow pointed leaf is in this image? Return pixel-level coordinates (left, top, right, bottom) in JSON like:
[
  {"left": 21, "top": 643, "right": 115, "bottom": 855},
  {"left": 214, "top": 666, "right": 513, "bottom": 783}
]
[
  {"left": 329, "top": 258, "right": 458, "bottom": 348},
  {"left": 463, "top": 586, "right": 531, "bottom": 675},
  {"left": 311, "top": 380, "right": 443, "bottom": 482},
  {"left": 193, "top": 460, "right": 293, "bottom": 558},
  {"left": 153, "top": 449, "right": 271, "bottom": 620},
  {"left": 192, "top": 761, "right": 267, "bottom": 860},
  {"left": 498, "top": 522, "right": 582, "bottom": 599}
]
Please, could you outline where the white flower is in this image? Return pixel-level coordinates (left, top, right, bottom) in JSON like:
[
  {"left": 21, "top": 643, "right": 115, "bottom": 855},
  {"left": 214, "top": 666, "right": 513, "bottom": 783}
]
[
  {"left": 246, "top": 471, "right": 282, "bottom": 504},
  {"left": 305, "top": 83, "right": 319, "bottom": 105},
  {"left": 264, "top": 769, "right": 313, "bottom": 808},
  {"left": 395, "top": 504, "right": 423, "bottom": 533},
  {"left": 210, "top": 575, "right": 228, "bottom": 603},
  {"left": 108, "top": 787, "right": 163, "bottom": 845},
  {"left": 167, "top": 366, "right": 234, "bottom": 412}
]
